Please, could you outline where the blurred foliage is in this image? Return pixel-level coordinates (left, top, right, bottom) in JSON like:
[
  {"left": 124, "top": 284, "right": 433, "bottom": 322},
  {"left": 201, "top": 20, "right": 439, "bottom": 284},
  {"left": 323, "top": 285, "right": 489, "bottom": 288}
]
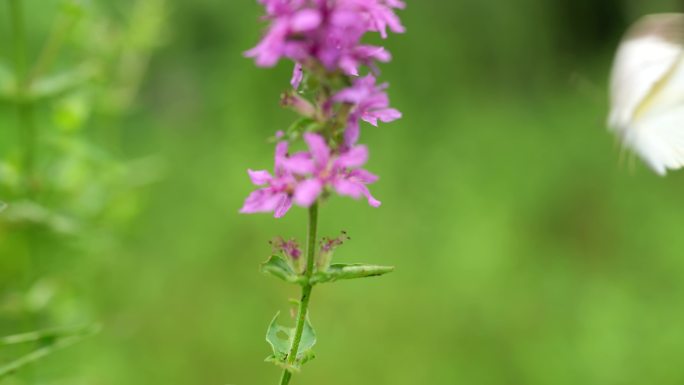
[
  {"left": 1, "top": 0, "right": 166, "bottom": 383},
  {"left": 3, "top": 0, "right": 684, "bottom": 384}
]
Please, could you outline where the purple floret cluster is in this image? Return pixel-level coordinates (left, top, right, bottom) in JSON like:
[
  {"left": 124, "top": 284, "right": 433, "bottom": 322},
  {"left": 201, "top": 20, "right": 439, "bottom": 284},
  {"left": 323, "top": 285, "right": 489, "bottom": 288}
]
[
  {"left": 241, "top": 0, "right": 404, "bottom": 218},
  {"left": 245, "top": 0, "right": 404, "bottom": 75}
]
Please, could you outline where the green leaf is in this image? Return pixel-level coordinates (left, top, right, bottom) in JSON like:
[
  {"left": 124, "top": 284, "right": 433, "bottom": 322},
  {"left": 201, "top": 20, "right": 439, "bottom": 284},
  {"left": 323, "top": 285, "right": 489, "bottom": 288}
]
[
  {"left": 265, "top": 312, "right": 291, "bottom": 359},
  {"left": 310, "top": 263, "right": 395, "bottom": 284},
  {"left": 28, "top": 66, "right": 95, "bottom": 101},
  {"left": 1, "top": 200, "right": 80, "bottom": 235},
  {"left": 265, "top": 312, "right": 317, "bottom": 371},
  {"left": 298, "top": 350, "right": 317, "bottom": 366},
  {"left": 0, "top": 201, "right": 6, "bottom": 213},
  {"left": 260, "top": 255, "right": 303, "bottom": 285},
  {"left": 298, "top": 316, "right": 317, "bottom": 357},
  {"left": 0, "top": 66, "right": 94, "bottom": 102}
]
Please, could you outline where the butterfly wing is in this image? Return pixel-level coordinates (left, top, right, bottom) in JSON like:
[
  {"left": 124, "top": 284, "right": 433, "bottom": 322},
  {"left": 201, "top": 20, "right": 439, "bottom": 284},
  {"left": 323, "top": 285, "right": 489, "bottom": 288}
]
[
  {"left": 626, "top": 107, "right": 684, "bottom": 175},
  {"left": 609, "top": 14, "right": 684, "bottom": 130},
  {"left": 609, "top": 13, "right": 684, "bottom": 175}
]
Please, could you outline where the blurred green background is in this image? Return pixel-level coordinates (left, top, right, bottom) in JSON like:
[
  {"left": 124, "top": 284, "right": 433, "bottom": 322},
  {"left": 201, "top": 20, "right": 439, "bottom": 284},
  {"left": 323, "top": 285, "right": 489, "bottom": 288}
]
[{"left": 3, "top": 0, "right": 684, "bottom": 384}]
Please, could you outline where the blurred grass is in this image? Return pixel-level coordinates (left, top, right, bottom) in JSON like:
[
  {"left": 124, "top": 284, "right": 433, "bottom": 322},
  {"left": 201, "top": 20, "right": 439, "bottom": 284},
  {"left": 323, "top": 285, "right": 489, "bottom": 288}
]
[{"left": 4, "top": 0, "right": 684, "bottom": 384}]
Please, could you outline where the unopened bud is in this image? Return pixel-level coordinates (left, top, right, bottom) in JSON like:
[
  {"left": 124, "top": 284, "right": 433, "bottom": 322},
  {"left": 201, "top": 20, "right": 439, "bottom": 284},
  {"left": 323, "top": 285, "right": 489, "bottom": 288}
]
[{"left": 281, "top": 92, "right": 316, "bottom": 118}]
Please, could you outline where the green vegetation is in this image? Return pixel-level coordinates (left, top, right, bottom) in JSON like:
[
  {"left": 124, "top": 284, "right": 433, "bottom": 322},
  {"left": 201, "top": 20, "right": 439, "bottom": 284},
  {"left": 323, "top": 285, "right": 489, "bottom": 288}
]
[{"left": 2, "top": 0, "right": 684, "bottom": 384}]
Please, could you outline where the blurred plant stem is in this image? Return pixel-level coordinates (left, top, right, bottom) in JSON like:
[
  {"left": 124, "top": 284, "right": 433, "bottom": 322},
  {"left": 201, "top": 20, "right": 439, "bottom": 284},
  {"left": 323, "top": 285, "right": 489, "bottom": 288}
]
[
  {"left": 9, "top": 1, "right": 39, "bottom": 355},
  {"left": 0, "top": 324, "right": 101, "bottom": 380},
  {"left": 9, "top": 0, "right": 37, "bottom": 186},
  {"left": 29, "top": 7, "right": 80, "bottom": 84},
  {"left": 279, "top": 203, "right": 319, "bottom": 385}
]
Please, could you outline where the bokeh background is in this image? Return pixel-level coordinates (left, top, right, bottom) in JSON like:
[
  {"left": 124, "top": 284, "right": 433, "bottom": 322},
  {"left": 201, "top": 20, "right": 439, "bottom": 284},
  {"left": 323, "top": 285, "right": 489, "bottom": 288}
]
[{"left": 3, "top": 0, "right": 684, "bottom": 384}]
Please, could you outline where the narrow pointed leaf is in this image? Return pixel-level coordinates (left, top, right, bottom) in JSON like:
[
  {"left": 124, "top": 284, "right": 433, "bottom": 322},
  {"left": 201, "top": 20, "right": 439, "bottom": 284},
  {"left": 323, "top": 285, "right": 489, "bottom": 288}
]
[
  {"left": 0, "top": 324, "right": 99, "bottom": 346},
  {"left": 310, "top": 263, "right": 395, "bottom": 284},
  {"left": 0, "top": 324, "right": 100, "bottom": 379}
]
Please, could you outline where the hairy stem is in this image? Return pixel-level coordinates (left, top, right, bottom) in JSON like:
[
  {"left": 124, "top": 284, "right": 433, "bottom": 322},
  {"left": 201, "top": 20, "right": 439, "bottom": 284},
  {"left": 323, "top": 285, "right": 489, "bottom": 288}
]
[
  {"left": 279, "top": 202, "right": 319, "bottom": 385},
  {"left": 9, "top": 0, "right": 37, "bottom": 183}
]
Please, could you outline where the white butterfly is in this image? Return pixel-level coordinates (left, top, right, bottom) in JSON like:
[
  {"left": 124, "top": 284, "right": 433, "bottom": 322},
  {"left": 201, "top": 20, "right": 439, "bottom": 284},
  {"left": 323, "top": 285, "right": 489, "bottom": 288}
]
[{"left": 609, "top": 13, "right": 684, "bottom": 176}]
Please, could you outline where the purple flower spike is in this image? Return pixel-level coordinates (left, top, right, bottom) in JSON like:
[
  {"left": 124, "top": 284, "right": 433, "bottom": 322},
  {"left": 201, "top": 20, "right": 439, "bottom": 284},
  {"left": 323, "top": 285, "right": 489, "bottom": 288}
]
[
  {"left": 243, "top": 1, "right": 404, "bottom": 217},
  {"left": 244, "top": 1, "right": 403, "bottom": 376},
  {"left": 334, "top": 74, "right": 402, "bottom": 146}
]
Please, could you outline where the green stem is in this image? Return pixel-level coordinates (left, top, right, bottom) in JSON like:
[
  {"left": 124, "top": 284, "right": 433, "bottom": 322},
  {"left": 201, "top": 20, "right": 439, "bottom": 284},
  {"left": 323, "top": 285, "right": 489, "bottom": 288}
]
[
  {"left": 9, "top": 0, "right": 37, "bottom": 183},
  {"left": 279, "top": 203, "right": 319, "bottom": 385}
]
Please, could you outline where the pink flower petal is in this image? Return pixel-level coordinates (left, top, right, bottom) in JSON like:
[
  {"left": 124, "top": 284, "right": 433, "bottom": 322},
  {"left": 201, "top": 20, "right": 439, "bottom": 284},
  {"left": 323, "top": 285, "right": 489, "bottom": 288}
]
[
  {"left": 344, "top": 118, "right": 360, "bottom": 147},
  {"left": 274, "top": 194, "right": 293, "bottom": 218},
  {"left": 350, "top": 169, "right": 379, "bottom": 184},
  {"left": 291, "top": 63, "right": 304, "bottom": 89},
  {"left": 336, "top": 145, "right": 368, "bottom": 169},
  {"left": 282, "top": 152, "right": 315, "bottom": 174},
  {"left": 333, "top": 179, "right": 365, "bottom": 199},
  {"left": 274, "top": 141, "right": 289, "bottom": 170},
  {"left": 303, "top": 133, "right": 330, "bottom": 167},
  {"left": 355, "top": 45, "right": 391, "bottom": 63},
  {"left": 244, "top": 21, "right": 289, "bottom": 67},
  {"left": 374, "top": 108, "right": 402, "bottom": 123},
  {"left": 339, "top": 57, "right": 360, "bottom": 76},
  {"left": 290, "top": 9, "right": 322, "bottom": 32},
  {"left": 247, "top": 169, "right": 272, "bottom": 185},
  {"left": 386, "top": 0, "right": 406, "bottom": 10},
  {"left": 364, "top": 190, "right": 382, "bottom": 207},
  {"left": 240, "top": 189, "right": 282, "bottom": 214},
  {"left": 294, "top": 179, "right": 323, "bottom": 207},
  {"left": 340, "top": 179, "right": 381, "bottom": 208},
  {"left": 362, "top": 115, "right": 379, "bottom": 126}
]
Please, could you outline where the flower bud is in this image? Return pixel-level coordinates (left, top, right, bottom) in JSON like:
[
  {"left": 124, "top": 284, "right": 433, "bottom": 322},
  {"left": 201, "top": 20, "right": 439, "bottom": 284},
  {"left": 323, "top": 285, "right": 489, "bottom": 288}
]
[{"left": 281, "top": 92, "right": 316, "bottom": 118}]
